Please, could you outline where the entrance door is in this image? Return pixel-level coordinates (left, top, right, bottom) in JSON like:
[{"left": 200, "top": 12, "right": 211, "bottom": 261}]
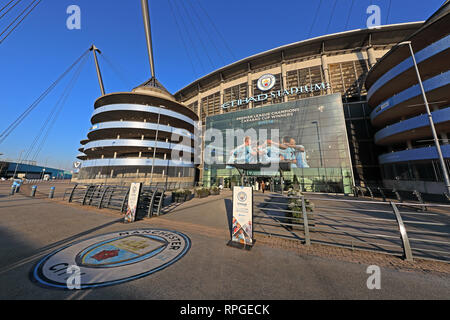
[
  {"left": 271, "top": 177, "right": 282, "bottom": 193},
  {"left": 253, "top": 177, "right": 278, "bottom": 193}
]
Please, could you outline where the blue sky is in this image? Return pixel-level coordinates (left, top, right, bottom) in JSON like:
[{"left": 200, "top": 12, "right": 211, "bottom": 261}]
[{"left": 0, "top": 0, "right": 444, "bottom": 170}]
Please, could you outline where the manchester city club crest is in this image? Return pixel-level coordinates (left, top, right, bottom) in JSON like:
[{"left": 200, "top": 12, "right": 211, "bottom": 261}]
[
  {"left": 32, "top": 229, "right": 191, "bottom": 289},
  {"left": 257, "top": 73, "right": 276, "bottom": 91},
  {"left": 73, "top": 161, "right": 82, "bottom": 169},
  {"left": 237, "top": 191, "right": 248, "bottom": 202}
]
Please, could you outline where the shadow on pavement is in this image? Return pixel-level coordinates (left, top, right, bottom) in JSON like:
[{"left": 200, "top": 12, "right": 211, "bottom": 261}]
[
  {"left": 224, "top": 198, "right": 233, "bottom": 238},
  {"left": 0, "top": 218, "right": 123, "bottom": 276}
]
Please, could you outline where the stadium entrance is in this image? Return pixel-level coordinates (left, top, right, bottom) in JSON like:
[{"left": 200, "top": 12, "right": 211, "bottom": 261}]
[{"left": 203, "top": 94, "right": 355, "bottom": 194}]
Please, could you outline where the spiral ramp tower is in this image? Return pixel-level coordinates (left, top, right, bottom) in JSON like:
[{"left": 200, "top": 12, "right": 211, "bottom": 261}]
[
  {"left": 76, "top": 79, "right": 198, "bottom": 187},
  {"left": 365, "top": 1, "right": 450, "bottom": 195},
  {"left": 75, "top": 0, "right": 199, "bottom": 188}
]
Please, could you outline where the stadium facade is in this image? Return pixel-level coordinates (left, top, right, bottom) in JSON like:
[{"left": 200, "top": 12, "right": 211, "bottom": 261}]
[
  {"left": 204, "top": 93, "right": 355, "bottom": 193},
  {"left": 75, "top": 5, "right": 450, "bottom": 195},
  {"left": 174, "top": 22, "right": 423, "bottom": 191},
  {"left": 365, "top": 2, "right": 450, "bottom": 195}
]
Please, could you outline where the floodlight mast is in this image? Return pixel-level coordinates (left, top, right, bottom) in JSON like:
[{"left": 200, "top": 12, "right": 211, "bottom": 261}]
[
  {"left": 89, "top": 45, "right": 105, "bottom": 96},
  {"left": 141, "top": 0, "right": 156, "bottom": 79}
]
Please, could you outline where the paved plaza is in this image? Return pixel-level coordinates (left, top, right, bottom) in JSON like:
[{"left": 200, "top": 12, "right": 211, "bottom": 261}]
[{"left": 0, "top": 182, "right": 449, "bottom": 299}]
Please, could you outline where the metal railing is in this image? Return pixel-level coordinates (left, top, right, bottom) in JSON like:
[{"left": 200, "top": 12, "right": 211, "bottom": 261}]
[
  {"left": 145, "top": 182, "right": 193, "bottom": 191},
  {"left": 353, "top": 185, "right": 450, "bottom": 205},
  {"left": 253, "top": 193, "right": 450, "bottom": 262},
  {"left": 63, "top": 184, "right": 166, "bottom": 217}
]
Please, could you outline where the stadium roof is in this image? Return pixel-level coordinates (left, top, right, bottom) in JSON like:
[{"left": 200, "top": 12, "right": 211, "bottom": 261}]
[{"left": 175, "top": 22, "right": 423, "bottom": 100}]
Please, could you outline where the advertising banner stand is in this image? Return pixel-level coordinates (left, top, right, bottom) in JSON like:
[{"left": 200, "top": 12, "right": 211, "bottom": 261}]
[
  {"left": 124, "top": 182, "right": 142, "bottom": 223},
  {"left": 227, "top": 186, "right": 255, "bottom": 250}
]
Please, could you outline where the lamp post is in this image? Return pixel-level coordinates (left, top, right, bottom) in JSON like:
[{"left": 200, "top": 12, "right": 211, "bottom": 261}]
[
  {"left": 12, "top": 150, "right": 24, "bottom": 179},
  {"left": 398, "top": 41, "right": 450, "bottom": 195},
  {"left": 311, "top": 121, "right": 323, "bottom": 167},
  {"left": 149, "top": 107, "right": 162, "bottom": 186},
  {"left": 164, "top": 156, "right": 170, "bottom": 191}
]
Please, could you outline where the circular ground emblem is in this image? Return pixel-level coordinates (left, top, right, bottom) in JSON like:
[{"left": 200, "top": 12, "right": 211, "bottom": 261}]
[{"left": 33, "top": 229, "right": 190, "bottom": 289}]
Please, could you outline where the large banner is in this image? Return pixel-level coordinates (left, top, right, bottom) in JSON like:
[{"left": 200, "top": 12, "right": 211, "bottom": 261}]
[
  {"left": 204, "top": 94, "right": 355, "bottom": 194},
  {"left": 232, "top": 186, "right": 253, "bottom": 245},
  {"left": 205, "top": 95, "right": 350, "bottom": 170},
  {"left": 124, "top": 183, "right": 142, "bottom": 223}
]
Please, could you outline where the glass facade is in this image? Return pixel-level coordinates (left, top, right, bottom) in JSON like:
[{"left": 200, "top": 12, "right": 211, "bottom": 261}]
[{"left": 203, "top": 93, "right": 354, "bottom": 193}]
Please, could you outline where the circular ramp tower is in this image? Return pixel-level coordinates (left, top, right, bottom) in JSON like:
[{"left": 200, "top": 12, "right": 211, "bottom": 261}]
[{"left": 76, "top": 78, "right": 199, "bottom": 188}]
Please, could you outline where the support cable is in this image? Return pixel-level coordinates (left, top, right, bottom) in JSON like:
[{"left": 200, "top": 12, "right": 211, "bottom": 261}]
[
  {"left": 177, "top": 0, "right": 215, "bottom": 70},
  {"left": 0, "top": 0, "right": 42, "bottom": 44},
  {"left": 308, "top": 0, "right": 322, "bottom": 38},
  {"left": 23, "top": 55, "right": 87, "bottom": 163},
  {"left": 345, "top": 0, "right": 355, "bottom": 30},
  {"left": 0, "top": 0, "right": 22, "bottom": 20},
  {"left": 0, "top": 48, "right": 90, "bottom": 144},
  {"left": 31, "top": 55, "right": 89, "bottom": 162},
  {"left": 98, "top": 53, "right": 131, "bottom": 88},
  {"left": 194, "top": 0, "right": 236, "bottom": 61},
  {"left": 386, "top": 0, "right": 392, "bottom": 25},
  {"left": 167, "top": 0, "right": 197, "bottom": 77},
  {"left": 0, "top": 0, "right": 37, "bottom": 37},
  {"left": 326, "top": 0, "right": 338, "bottom": 34},
  {"left": 185, "top": 0, "right": 226, "bottom": 67},
  {"left": 0, "top": 0, "right": 16, "bottom": 15},
  {"left": 171, "top": 0, "right": 205, "bottom": 74}
]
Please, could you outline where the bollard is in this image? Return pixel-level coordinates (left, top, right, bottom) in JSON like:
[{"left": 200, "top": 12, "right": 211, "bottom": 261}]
[
  {"left": 10, "top": 186, "right": 15, "bottom": 196},
  {"left": 30, "top": 185, "right": 37, "bottom": 197},
  {"left": 49, "top": 187, "right": 55, "bottom": 199}
]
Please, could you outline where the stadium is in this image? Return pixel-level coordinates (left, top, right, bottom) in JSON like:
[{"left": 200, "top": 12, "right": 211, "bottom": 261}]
[
  {"left": 174, "top": 22, "right": 423, "bottom": 192},
  {"left": 75, "top": 2, "right": 449, "bottom": 196}
]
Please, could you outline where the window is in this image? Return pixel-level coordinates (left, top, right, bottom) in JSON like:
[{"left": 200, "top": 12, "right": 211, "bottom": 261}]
[{"left": 201, "top": 92, "right": 220, "bottom": 122}]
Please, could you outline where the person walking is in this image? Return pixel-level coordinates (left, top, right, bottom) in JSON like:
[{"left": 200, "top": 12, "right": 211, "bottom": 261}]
[{"left": 261, "top": 180, "right": 266, "bottom": 193}]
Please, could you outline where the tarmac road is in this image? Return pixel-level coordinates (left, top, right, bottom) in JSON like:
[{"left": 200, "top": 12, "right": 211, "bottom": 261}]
[{"left": 0, "top": 184, "right": 449, "bottom": 300}]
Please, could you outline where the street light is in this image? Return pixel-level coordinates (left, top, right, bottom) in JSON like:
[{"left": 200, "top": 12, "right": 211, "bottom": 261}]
[
  {"left": 149, "top": 107, "right": 162, "bottom": 186},
  {"left": 12, "top": 150, "right": 25, "bottom": 179},
  {"left": 398, "top": 41, "right": 450, "bottom": 196},
  {"left": 311, "top": 121, "right": 323, "bottom": 167}
]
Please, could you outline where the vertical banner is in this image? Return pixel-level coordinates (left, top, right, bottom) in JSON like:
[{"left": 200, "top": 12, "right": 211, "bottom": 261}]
[
  {"left": 124, "top": 183, "right": 142, "bottom": 223},
  {"left": 231, "top": 186, "right": 254, "bottom": 246}
]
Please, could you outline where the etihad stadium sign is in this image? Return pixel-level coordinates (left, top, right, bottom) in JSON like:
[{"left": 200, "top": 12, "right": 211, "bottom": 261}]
[{"left": 222, "top": 74, "right": 331, "bottom": 109}]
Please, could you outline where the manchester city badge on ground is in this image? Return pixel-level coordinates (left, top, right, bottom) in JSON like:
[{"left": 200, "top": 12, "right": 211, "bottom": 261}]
[{"left": 32, "top": 229, "right": 191, "bottom": 289}]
